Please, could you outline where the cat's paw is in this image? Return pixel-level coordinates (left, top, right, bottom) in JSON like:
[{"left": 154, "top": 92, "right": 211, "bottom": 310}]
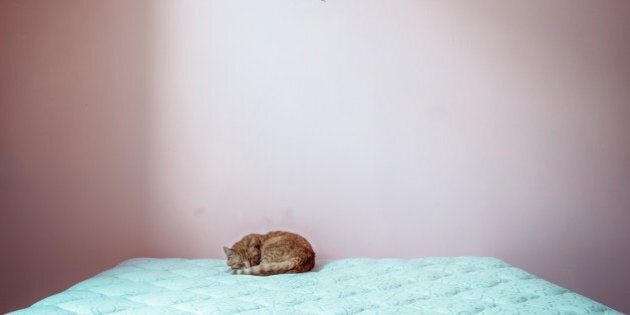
[{"left": 231, "top": 268, "right": 249, "bottom": 275}]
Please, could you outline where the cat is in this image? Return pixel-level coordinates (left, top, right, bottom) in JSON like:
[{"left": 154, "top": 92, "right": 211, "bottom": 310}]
[{"left": 223, "top": 231, "right": 315, "bottom": 276}]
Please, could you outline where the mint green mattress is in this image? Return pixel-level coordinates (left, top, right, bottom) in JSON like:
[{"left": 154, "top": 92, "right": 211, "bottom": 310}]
[{"left": 11, "top": 257, "right": 620, "bottom": 314}]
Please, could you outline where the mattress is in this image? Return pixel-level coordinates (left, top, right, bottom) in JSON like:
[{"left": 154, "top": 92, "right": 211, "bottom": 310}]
[{"left": 12, "top": 257, "right": 620, "bottom": 314}]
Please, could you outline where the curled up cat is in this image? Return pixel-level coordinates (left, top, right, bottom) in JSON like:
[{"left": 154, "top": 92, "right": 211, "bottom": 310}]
[{"left": 223, "top": 231, "right": 316, "bottom": 276}]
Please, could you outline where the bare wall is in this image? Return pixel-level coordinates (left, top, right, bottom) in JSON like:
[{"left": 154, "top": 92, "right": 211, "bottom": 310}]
[
  {"left": 0, "top": 1, "right": 150, "bottom": 312},
  {"left": 145, "top": 0, "right": 630, "bottom": 312}
]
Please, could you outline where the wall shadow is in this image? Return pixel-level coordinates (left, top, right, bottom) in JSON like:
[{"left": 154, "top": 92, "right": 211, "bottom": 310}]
[{"left": 0, "top": 1, "right": 153, "bottom": 312}]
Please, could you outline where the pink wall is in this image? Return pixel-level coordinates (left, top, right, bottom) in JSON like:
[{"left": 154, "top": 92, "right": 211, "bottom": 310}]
[
  {"left": 145, "top": 0, "right": 630, "bottom": 312},
  {"left": 1, "top": 0, "right": 629, "bottom": 313},
  {"left": 0, "top": 1, "right": 150, "bottom": 312}
]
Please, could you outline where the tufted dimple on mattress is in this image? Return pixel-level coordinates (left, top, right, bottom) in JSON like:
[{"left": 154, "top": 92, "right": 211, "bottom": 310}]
[{"left": 11, "top": 257, "right": 621, "bottom": 314}]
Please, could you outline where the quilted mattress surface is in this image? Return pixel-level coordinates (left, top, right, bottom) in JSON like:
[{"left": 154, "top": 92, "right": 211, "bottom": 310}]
[{"left": 12, "top": 257, "right": 620, "bottom": 314}]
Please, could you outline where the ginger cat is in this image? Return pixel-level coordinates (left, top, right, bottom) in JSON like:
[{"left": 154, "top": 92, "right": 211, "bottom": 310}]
[{"left": 223, "top": 231, "right": 315, "bottom": 276}]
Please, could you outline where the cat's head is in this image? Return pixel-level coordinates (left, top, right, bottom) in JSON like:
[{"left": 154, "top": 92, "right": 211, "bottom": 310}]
[{"left": 223, "top": 246, "right": 260, "bottom": 270}]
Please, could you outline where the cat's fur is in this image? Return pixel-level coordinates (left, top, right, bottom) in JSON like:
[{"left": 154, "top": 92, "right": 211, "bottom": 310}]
[{"left": 223, "top": 231, "right": 315, "bottom": 276}]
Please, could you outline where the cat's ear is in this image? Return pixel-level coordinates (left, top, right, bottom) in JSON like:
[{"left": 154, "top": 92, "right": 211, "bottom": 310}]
[{"left": 223, "top": 246, "right": 233, "bottom": 258}]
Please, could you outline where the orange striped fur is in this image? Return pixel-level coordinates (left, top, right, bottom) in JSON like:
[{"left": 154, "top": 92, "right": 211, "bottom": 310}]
[{"left": 223, "top": 231, "right": 315, "bottom": 276}]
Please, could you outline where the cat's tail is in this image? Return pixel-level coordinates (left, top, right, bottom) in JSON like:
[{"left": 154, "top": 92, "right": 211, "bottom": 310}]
[{"left": 233, "top": 258, "right": 301, "bottom": 276}]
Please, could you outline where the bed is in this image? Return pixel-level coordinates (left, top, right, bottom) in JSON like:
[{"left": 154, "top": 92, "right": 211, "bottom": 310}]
[{"left": 11, "top": 257, "right": 620, "bottom": 314}]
